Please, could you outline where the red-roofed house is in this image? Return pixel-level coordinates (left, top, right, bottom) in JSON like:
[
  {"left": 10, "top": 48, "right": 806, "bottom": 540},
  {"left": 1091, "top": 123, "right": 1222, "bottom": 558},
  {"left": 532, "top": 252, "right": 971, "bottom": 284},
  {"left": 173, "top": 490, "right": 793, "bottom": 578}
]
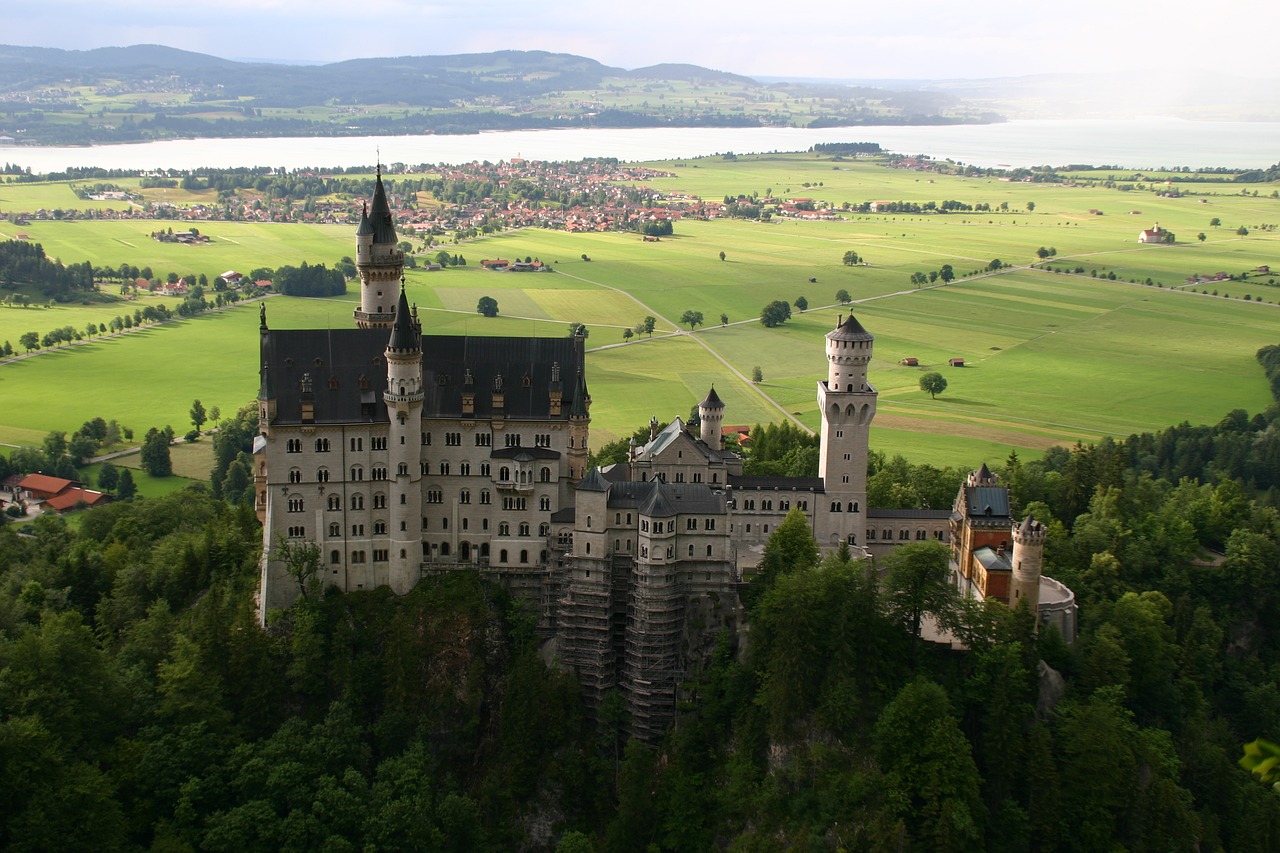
[
  {"left": 16, "top": 473, "right": 78, "bottom": 500},
  {"left": 45, "top": 488, "right": 111, "bottom": 513}
]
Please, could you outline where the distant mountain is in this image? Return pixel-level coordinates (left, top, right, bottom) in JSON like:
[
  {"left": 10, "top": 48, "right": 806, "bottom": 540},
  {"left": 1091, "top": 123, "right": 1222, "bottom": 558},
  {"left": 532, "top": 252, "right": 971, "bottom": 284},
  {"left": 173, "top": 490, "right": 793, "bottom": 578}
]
[
  {"left": 0, "top": 45, "right": 992, "bottom": 144},
  {"left": 623, "top": 63, "right": 755, "bottom": 86}
]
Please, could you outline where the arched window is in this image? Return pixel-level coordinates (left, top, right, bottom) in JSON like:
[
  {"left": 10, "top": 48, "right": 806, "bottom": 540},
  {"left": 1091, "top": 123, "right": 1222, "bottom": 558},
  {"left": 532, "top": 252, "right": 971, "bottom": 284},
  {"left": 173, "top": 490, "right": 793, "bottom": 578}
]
[
  {"left": 518, "top": 522, "right": 530, "bottom": 537},
  {"left": 350, "top": 493, "right": 364, "bottom": 510},
  {"left": 688, "top": 544, "right": 695, "bottom": 556},
  {"left": 288, "top": 468, "right": 302, "bottom": 484},
  {"left": 500, "top": 549, "right": 508, "bottom": 563},
  {"left": 499, "top": 522, "right": 510, "bottom": 536},
  {"left": 439, "top": 462, "right": 449, "bottom": 475},
  {"left": 460, "top": 489, "right": 471, "bottom": 504},
  {"left": 851, "top": 501, "right": 859, "bottom": 512},
  {"left": 328, "top": 522, "right": 340, "bottom": 536},
  {"left": 327, "top": 495, "right": 341, "bottom": 511},
  {"left": 330, "top": 550, "right": 340, "bottom": 564},
  {"left": 831, "top": 501, "right": 842, "bottom": 512},
  {"left": 540, "top": 496, "right": 551, "bottom": 511},
  {"left": 520, "top": 549, "right": 529, "bottom": 564},
  {"left": 706, "top": 544, "right": 713, "bottom": 556},
  {"left": 350, "top": 465, "right": 363, "bottom": 481},
  {"left": 539, "top": 522, "right": 550, "bottom": 537},
  {"left": 540, "top": 467, "right": 551, "bottom": 482},
  {"left": 317, "top": 467, "right": 329, "bottom": 483},
  {"left": 398, "top": 463, "right": 408, "bottom": 476},
  {"left": 441, "top": 542, "right": 450, "bottom": 556},
  {"left": 500, "top": 466, "right": 511, "bottom": 482}
]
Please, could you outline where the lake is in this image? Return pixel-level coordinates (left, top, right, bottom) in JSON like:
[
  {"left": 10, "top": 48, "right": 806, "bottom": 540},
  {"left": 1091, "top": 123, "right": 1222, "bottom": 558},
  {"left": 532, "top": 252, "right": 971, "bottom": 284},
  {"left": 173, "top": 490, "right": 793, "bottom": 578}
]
[{"left": 1, "top": 118, "right": 1276, "bottom": 172}]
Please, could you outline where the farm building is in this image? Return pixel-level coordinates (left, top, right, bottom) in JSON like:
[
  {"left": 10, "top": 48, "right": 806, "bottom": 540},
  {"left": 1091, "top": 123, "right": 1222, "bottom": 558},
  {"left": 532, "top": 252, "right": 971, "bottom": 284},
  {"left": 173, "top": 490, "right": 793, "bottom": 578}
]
[{"left": 949, "top": 358, "right": 966, "bottom": 367}]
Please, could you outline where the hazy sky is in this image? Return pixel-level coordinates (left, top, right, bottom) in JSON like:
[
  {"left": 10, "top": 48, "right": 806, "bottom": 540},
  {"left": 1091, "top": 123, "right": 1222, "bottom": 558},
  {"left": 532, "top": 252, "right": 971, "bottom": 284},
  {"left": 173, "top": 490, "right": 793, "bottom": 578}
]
[{"left": 8, "top": 0, "right": 1279, "bottom": 80}]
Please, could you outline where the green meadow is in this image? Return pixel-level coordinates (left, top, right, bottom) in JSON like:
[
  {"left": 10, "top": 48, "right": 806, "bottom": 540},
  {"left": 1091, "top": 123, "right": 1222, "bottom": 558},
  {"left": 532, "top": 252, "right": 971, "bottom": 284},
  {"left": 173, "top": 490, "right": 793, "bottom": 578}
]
[{"left": 2, "top": 153, "right": 1276, "bottom": 468}]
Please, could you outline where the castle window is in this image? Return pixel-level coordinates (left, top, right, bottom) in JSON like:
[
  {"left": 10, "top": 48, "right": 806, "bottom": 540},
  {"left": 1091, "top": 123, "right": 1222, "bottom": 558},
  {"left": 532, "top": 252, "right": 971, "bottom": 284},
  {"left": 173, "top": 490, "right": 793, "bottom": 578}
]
[
  {"left": 373, "top": 493, "right": 386, "bottom": 509},
  {"left": 475, "top": 433, "right": 492, "bottom": 447},
  {"left": 831, "top": 501, "right": 842, "bottom": 512},
  {"left": 780, "top": 500, "right": 789, "bottom": 511},
  {"left": 327, "top": 495, "right": 340, "bottom": 511},
  {"left": 505, "top": 433, "right": 521, "bottom": 447},
  {"left": 899, "top": 529, "right": 909, "bottom": 540},
  {"left": 421, "top": 462, "right": 428, "bottom": 475},
  {"left": 286, "top": 439, "right": 302, "bottom": 453},
  {"left": 687, "top": 518, "right": 697, "bottom": 530},
  {"left": 350, "top": 550, "right": 365, "bottom": 564},
  {"left": 350, "top": 437, "right": 363, "bottom": 451},
  {"left": 288, "top": 468, "right": 302, "bottom": 484},
  {"left": 500, "top": 549, "right": 509, "bottom": 563},
  {"left": 917, "top": 530, "right": 927, "bottom": 540},
  {"left": 351, "top": 494, "right": 364, "bottom": 510},
  {"left": 835, "top": 430, "right": 843, "bottom": 439},
  {"left": 500, "top": 466, "right": 511, "bottom": 482},
  {"left": 446, "top": 432, "right": 461, "bottom": 446},
  {"left": 287, "top": 526, "right": 305, "bottom": 538},
  {"left": 329, "top": 522, "right": 340, "bottom": 537},
  {"left": 688, "top": 544, "right": 695, "bottom": 556},
  {"left": 763, "top": 525, "right": 770, "bottom": 534},
  {"left": 535, "top": 433, "right": 551, "bottom": 447},
  {"left": 480, "top": 462, "right": 491, "bottom": 477},
  {"left": 373, "top": 549, "right": 388, "bottom": 562},
  {"left": 371, "top": 466, "right": 387, "bottom": 480},
  {"left": 350, "top": 466, "right": 363, "bottom": 481},
  {"left": 842, "top": 475, "right": 849, "bottom": 484},
  {"left": 520, "top": 550, "right": 529, "bottom": 564},
  {"left": 483, "top": 519, "right": 489, "bottom": 531},
  {"left": 540, "top": 467, "right": 551, "bottom": 483},
  {"left": 745, "top": 524, "right": 751, "bottom": 533},
  {"left": 426, "top": 489, "right": 443, "bottom": 504},
  {"left": 848, "top": 534, "right": 857, "bottom": 546},
  {"left": 712, "top": 473, "right": 718, "bottom": 483},
  {"left": 626, "top": 539, "right": 632, "bottom": 551},
  {"left": 704, "top": 518, "right": 715, "bottom": 530},
  {"left": 371, "top": 437, "right": 387, "bottom": 451},
  {"left": 540, "top": 523, "right": 550, "bottom": 537},
  {"left": 315, "top": 438, "right": 330, "bottom": 452},
  {"left": 480, "top": 490, "right": 491, "bottom": 505},
  {"left": 423, "top": 432, "right": 431, "bottom": 445},
  {"left": 440, "top": 542, "right": 450, "bottom": 556},
  {"left": 762, "top": 500, "right": 772, "bottom": 511},
  {"left": 667, "top": 546, "right": 674, "bottom": 559},
  {"left": 439, "top": 462, "right": 450, "bottom": 475},
  {"left": 883, "top": 529, "right": 892, "bottom": 539},
  {"left": 460, "top": 462, "right": 471, "bottom": 476},
  {"left": 442, "top": 518, "right": 448, "bottom": 530},
  {"left": 287, "top": 496, "right": 304, "bottom": 513},
  {"left": 868, "top": 529, "right": 877, "bottom": 540},
  {"left": 374, "top": 521, "right": 387, "bottom": 535},
  {"left": 352, "top": 523, "right": 365, "bottom": 536},
  {"left": 799, "top": 501, "right": 808, "bottom": 511},
  {"left": 499, "top": 522, "right": 510, "bottom": 536},
  {"left": 519, "top": 523, "right": 530, "bottom": 537},
  {"left": 641, "top": 520, "right": 649, "bottom": 532},
  {"left": 586, "top": 516, "right": 592, "bottom": 529},
  {"left": 706, "top": 545, "right": 713, "bottom": 556},
  {"left": 675, "top": 472, "right": 684, "bottom": 483},
  {"left": 317, "top": 468, "right": 329, "bottom": 483},
  {"left": 693, "top": 473, "right": 702, "bottom": 483},
  {"left": 398, "top": 463, "right": 408, "bottom": 476},
  {"left": 460, "top": 490, "right": 471, "bottom": 504},
  {"left": 641, "top": 546, "right": 648, "bottom": 558},
  {"left": 851, "top": 502, "right": 859, "bottom": 512},
  {"left": 330, "top": 550, "right": 340, "bottom": 564}
]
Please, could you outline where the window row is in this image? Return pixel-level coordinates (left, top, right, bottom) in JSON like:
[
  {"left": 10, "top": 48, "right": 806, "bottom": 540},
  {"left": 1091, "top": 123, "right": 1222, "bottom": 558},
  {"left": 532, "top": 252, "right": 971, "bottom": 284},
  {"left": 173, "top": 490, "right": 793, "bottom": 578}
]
[{"left": 866, "top": 528, "right": 944, "bottom": 542}]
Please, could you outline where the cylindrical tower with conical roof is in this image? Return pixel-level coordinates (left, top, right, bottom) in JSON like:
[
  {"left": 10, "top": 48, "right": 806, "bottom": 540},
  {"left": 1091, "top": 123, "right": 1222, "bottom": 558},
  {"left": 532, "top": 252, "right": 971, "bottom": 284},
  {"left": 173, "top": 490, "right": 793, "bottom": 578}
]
[
  {"left": 698, "top": 386, "right": 724, "bottom": 448},
  {"left": 384, "top": 284, "right": 424, "bottom": 592},
  {"left": 354, "top": 166, "right": 404, "bottom": 329}
]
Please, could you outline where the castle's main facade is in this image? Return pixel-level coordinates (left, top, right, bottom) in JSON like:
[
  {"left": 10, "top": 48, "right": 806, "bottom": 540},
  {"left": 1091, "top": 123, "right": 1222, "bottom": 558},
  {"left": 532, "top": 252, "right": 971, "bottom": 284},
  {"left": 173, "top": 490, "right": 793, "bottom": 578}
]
[{"left": 256, "top": 172, "right": 1073, "bottom": 734}]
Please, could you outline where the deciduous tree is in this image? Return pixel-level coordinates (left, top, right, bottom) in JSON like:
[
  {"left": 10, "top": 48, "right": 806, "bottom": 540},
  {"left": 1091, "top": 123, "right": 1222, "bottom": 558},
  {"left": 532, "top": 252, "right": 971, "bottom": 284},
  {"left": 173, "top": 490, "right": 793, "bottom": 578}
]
[{"left": 920, "top": 372, "right": 948, "bottom": 399}]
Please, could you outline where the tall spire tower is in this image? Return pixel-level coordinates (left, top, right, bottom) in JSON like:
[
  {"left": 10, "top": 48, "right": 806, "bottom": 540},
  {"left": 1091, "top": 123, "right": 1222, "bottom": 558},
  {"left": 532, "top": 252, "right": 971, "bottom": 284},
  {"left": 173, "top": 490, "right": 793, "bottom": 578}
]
[
  {"left": 815, "top": 313, "right": 877, "bottom": 550},
  {"left": 384, "top": 282, "right": 424, "bottom": 592},
  {"left": 354, "top": 165, "right": 404, "bottom": 329}
]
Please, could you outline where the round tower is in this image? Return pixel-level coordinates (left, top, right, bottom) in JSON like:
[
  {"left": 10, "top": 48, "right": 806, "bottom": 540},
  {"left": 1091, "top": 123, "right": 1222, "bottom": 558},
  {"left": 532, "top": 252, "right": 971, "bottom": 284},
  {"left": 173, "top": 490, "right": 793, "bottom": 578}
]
[
  {"left": 354, "top": 166, "right": 404, "bottom": 329},
  {"left": 815, "top": 313, "right": 877, "bottom": 551},
  {"left": 384, "top": 284, "right": 424, "bottom": 593},
  {"left": 1010, "top": 514, "right": 1047, "bottom": 614},
  {"left": 698, "top": 386, "right": 725, "bottom": 448}
]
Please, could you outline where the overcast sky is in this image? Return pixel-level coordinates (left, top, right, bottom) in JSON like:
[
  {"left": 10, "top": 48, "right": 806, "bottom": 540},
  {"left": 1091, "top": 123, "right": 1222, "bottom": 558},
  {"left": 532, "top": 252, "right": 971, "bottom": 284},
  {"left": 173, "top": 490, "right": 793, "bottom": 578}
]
[{"left": 8, "top": 0, "right": 1278, "bottom": 81}]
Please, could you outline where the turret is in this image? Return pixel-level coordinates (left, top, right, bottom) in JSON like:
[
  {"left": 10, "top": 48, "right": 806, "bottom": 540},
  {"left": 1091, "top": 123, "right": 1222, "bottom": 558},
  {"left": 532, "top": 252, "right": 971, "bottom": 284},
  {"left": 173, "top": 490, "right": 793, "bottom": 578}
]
[
  {"left": 354, "top": 165, "right": 404, "bottom": 329},
  {"left": 824, "top": 313, "right": 874, "bottom": 393},
  {"left": 567, "top": 328, "right": 591, "bottom": 482},
  {"left": 698, "top": 386, "right": 724, "bottom": 448},
  {"left": 1010, "top": 514, "right": 1047, "bottom": 614},
  {"left": 384, "top": 283, "right": 424, "bottom": 593}
]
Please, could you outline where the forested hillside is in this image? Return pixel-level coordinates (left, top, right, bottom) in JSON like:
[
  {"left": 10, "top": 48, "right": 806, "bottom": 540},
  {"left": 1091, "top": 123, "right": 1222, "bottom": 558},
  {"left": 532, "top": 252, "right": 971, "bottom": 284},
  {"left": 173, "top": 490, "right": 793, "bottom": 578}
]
[{"left": 2, "top": 356, "right": 1280, "bottom": 851}]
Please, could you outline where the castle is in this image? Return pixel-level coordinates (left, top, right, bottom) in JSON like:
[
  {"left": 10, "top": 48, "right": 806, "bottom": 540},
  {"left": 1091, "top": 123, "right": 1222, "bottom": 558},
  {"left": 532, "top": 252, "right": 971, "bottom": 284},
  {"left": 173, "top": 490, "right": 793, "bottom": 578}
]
[{"left": 255, "top": 171, "right": 1074, "bottom": 734}]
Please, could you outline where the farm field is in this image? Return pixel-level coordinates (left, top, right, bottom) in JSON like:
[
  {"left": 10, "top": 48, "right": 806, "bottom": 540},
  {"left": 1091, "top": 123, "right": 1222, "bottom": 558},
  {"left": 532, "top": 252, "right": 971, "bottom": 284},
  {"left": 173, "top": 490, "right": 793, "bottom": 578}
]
[{"left": 2, "top": 152, "right": 1277, "bottom": 470}]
